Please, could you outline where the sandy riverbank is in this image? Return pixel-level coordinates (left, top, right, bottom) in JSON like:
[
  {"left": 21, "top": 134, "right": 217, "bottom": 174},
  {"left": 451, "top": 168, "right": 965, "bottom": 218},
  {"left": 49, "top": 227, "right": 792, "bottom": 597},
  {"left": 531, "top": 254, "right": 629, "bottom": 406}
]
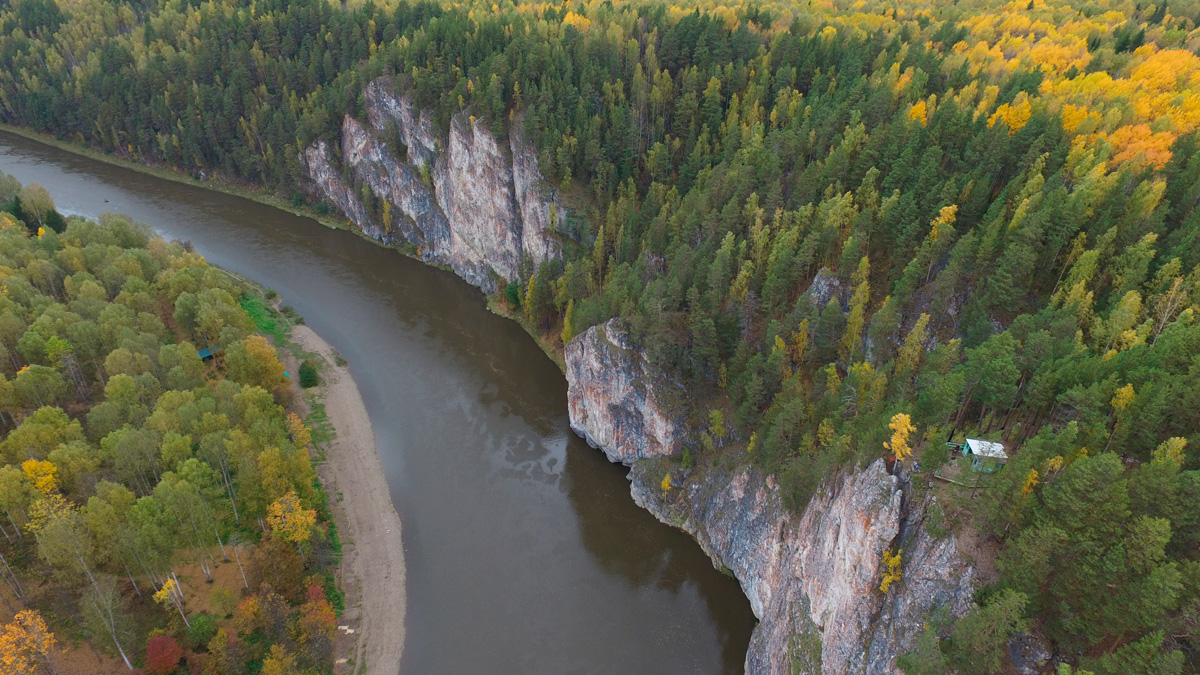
[{"left": 289, "top": 326, "right": 407, "bottom": 675}]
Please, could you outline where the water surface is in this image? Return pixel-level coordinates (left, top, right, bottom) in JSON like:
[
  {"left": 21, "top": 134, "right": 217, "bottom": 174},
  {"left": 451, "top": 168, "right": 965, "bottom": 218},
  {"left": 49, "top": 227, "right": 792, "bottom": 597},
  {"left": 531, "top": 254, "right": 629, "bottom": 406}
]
[{"left": 0, "top": 131, "right": 755, "bottom": 674}]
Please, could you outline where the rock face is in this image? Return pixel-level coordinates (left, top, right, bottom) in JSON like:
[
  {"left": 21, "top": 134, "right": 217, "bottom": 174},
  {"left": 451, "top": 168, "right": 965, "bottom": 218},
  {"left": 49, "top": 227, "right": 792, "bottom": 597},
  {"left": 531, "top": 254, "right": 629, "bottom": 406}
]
[
  {"left": 565, "top": 319, "right": 977, "bottom": 674},
  {"left": 301, "top": 77, "right": 563, "bottom": 290},
  {"left": 564, "top": 321, "right": 684, "bottom": 463},
  {"left": 807, "top": 267, "right": 844, "bottom": 307}
]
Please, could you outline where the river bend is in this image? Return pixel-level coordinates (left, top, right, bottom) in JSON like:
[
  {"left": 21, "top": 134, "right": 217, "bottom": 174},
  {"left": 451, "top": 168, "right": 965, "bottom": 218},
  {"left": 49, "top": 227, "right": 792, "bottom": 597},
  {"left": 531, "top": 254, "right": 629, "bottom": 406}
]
[{"left": 0, "top": 131, "right": 755, "bottom": 674}]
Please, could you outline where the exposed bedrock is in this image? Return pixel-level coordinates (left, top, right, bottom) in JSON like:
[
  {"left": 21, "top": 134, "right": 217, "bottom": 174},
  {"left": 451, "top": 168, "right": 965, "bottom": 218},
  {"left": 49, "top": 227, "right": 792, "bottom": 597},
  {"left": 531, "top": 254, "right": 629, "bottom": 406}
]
[
  {"left": 302, "top": 77, "right": 563, "bottom": 290},
  {"left": 566, "top": 319, "right": 977, "bottom": 674}
]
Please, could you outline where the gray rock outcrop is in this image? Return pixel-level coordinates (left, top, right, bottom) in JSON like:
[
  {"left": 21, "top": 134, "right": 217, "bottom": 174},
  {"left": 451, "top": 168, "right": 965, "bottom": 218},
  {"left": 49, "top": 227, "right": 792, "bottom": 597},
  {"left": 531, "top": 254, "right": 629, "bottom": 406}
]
[
  {"left": 565, "top": 319, "right": 978, "bottom": 674},
  {"left": 564, "top": 321, "right": 684, "bottom": 463},
  {"left": 301, "top": 77, "right": 563, "bottom": 290}
]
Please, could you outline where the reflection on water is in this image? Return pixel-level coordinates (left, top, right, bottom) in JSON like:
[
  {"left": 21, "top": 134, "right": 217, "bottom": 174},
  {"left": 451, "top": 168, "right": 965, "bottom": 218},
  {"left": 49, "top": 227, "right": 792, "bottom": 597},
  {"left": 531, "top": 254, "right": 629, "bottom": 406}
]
[{"left": 0, "top": 131, "right": 754, "bottom": 674}]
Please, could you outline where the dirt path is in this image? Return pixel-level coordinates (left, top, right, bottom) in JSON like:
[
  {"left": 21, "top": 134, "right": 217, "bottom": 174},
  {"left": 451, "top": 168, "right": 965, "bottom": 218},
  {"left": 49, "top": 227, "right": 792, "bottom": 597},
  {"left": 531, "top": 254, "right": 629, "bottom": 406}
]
[{"left": 290, "top": 326, "right": 406, "bottom": 675}]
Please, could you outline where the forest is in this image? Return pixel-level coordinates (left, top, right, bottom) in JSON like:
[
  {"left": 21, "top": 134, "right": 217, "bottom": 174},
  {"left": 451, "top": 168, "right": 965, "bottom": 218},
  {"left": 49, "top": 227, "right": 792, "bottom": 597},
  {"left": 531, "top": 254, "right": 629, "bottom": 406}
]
[
  {"left": 0, "top": 174, "right": 341, "bottom": 674},
  {"left": 3, "top": 0, "right": 1200, "bottom": 671}
]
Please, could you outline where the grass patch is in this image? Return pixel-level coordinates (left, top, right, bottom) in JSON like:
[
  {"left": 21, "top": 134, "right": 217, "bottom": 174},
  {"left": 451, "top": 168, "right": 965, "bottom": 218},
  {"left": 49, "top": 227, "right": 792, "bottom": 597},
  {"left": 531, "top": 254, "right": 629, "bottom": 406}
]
[
  {"left": 325, "top": 571, "right": 346, "bottom": 616},
  {"left": 240, "top": 294, "right": 289, "bottom": 343},
  {"left": 306, "top": 402, "right": 336, "bottom": 445}
]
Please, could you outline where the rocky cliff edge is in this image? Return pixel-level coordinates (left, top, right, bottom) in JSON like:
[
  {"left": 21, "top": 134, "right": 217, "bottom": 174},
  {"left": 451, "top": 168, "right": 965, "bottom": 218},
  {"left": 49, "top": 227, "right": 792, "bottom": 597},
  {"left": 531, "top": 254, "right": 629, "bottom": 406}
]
[
  {"left": 301, "top": 77, "right": 563, "bottom": 290},
  {"left": 567, "top": 319, "right": 977, "bottom": 675}
]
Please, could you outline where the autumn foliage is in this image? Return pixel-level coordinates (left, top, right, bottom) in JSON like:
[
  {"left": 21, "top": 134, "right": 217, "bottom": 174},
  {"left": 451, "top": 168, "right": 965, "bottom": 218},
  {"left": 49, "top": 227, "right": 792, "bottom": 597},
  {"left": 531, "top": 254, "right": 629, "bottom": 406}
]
[
  {"left": 267, "top": 491, "right": 317, "bottom": 544},
  {"left": 226, "top": 335, "right": 290, "bottom": 392},
  {"left": 144, "top": 634, "right": 183, "bottom": 675},
  {"left": 0, "top": 202, "right": 338, "bottom": 674},
  {"left": 0, "top": 610, "right": 55, "bottom": 675},
  {"left": 3, "top": 0, "right": 1200, "bottom": 672},
  {"left": 883, "top": 414, "right": 916, "bottom": 463}
]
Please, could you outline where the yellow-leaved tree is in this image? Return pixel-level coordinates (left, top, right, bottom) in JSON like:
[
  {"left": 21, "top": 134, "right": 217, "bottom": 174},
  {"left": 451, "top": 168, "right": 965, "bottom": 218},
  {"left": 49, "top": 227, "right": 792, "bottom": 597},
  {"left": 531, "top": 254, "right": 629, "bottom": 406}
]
[
  {"left": 267, "top": 491, "right": 316, "bottom": 544},
  {"left": 20, "top": 459, "right": 57, "bottom": 495},
  {"left": 226, "top": 335, "right": 289, "bottom": 392},
  {"left": 879, "top": 549, "right": 903, "bottom": 593},
  {"left": 0, "top": 610, "right": 55, "bottom": 675},
  {"left": 286, "top": 412, "right": 311, "bottom": 448},
  {"left": 1021, "top": 469, "right": 1040, "bottom": 497},
  {"left": 1104, "top": 383, "right": 1136, "bottom": 452},
  {"left": 883, "top": 413, "right": 915, "bottom": 462},
  {"left": 261, "top": 644, "right": 300, "bottom": 675},
  {"left": 1153, "top": 437, "right": 1188, "bottom": 468},
  {"left": 154, "top": 578, "right": 190, "bottom": 627}
]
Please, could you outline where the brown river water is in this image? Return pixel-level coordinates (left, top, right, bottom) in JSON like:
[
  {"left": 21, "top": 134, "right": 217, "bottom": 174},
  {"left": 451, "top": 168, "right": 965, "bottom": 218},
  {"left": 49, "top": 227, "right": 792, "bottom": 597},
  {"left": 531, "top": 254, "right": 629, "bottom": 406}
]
[{"left": 0, "top": 131, "right": 755, "bottom": 674}]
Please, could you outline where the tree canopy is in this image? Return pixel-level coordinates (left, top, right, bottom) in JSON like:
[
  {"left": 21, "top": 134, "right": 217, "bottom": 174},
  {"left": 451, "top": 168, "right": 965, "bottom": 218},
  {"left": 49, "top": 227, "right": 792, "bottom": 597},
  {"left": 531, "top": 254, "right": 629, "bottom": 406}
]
[
  {"left": 0, "top": 176, "right": 338, "bottom": 673},
  {"left": 4, "top": 0, "right": 1200, "bottom": 669}
]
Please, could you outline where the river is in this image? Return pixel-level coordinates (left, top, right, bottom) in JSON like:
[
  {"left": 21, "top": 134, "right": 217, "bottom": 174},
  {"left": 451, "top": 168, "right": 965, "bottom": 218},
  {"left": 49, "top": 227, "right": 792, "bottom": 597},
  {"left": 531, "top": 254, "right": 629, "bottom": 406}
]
[{"left": 0, "top": 131, "right": 755, "bottom": 674}]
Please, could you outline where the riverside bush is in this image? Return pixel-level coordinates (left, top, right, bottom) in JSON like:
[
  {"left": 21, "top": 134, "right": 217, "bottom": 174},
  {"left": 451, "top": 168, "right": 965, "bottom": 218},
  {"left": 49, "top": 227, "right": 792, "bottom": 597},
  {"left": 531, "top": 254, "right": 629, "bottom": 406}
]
[{"left": 299, "top": 359, "right": 320, "bottom": 388}]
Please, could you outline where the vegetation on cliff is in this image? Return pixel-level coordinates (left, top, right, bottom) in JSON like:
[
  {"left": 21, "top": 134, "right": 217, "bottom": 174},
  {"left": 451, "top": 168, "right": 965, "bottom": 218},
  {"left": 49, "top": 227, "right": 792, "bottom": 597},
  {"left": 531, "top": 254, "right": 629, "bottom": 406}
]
[
  {"left": 4, "top": 0, "right": 1200, "bottom": 669},
  {"left": 0, "top": 175, "right": 340, "bottom": 673}
]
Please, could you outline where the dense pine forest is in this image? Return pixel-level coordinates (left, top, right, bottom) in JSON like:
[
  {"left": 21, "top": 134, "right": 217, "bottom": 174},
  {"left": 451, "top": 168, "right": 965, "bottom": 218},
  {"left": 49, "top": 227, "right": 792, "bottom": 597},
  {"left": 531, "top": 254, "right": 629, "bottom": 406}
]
[
  {"left": 0, "top": 176, "right": 341, "bottom": 673},
  {"left": 3, "top": 0, "right": 1200, "bottom": 672}
]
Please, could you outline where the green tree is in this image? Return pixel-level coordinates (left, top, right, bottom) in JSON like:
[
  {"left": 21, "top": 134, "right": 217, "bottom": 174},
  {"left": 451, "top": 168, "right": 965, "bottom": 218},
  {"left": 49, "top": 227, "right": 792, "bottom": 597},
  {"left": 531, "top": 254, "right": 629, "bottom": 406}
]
[
  {"left": 225, "top": 336, "right": 288, "bottom": 393},
  {"left": 950, "top": 589, "right": 1030, "bottom": 675}
]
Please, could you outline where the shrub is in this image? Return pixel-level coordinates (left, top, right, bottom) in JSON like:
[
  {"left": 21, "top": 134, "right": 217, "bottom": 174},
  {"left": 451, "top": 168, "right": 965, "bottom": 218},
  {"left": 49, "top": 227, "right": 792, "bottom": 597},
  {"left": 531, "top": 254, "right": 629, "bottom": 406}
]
[
  {"left": 925, "top": 501, "right": 950, "bottom": 539},
  {"left": 144, "top": 634, "right": 183, "bottom": 675},
  {"left": 186, "top": 613, "right": 218, "bottom": 650},
  {"left": 210, "top": 588, "right": 238, "bottom": 617},
  {"left": 299, "top": 360, "right": 319, "bottom": 388},
  {"left": 897, "top": 626, "right": 949, "bottom": 675},
  {"left": 920, "top": 441, "right": 949, "bottom": 472}
]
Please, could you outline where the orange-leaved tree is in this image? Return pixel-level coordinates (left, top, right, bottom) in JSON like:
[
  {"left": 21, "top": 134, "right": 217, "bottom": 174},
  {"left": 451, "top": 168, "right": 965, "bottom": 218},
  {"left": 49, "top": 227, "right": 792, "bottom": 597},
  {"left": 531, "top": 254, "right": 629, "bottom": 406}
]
[{"left": 0, "top": 609, "right": 55, "bottom": 675}]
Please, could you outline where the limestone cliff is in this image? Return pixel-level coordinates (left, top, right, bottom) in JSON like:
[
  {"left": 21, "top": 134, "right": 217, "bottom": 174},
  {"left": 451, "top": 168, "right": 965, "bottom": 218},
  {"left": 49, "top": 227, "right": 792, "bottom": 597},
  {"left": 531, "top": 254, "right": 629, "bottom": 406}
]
[
  {"left": 564, "top": 321, "right": 685, "bottom": 463},
  {"left": 566, "top": 319, "right": 977, "bottom": 674},
  {"left": 301, "top": 77, "right": 563, "bottom": 290}
]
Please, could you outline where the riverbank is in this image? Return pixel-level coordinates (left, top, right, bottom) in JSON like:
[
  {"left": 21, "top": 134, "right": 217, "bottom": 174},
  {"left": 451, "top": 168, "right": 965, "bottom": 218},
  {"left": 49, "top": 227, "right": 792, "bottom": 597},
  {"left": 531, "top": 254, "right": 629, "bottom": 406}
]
[
  {"left": 226, "top": 269, "right": 408, "bottom": 675},
  {"left": 0, "top": 123, "right": 353, "bottom": 231},
  {"left": 0, "top": 122, "right": 569, "bottom": 378},
  {"left": 286, "top": 325, "right": 407, "bottom": 675}
]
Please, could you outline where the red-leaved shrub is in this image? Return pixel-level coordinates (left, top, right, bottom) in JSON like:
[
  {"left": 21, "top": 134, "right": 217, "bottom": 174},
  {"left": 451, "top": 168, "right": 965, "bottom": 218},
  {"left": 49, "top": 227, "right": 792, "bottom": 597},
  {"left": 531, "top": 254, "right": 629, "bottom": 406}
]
[{"left": 145, "top": 634, "right": 183, "bottom": 675}]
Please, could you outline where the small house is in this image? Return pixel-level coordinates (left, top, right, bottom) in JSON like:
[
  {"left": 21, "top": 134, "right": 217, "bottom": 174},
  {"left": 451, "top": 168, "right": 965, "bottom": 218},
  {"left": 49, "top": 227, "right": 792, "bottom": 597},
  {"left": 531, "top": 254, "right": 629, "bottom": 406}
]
[
  {"left": 197, "top": 344, "right": 221, "bottom": 361},
  {"left": 963, "top": 438, "right": 1007, "bottom": 473}
]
